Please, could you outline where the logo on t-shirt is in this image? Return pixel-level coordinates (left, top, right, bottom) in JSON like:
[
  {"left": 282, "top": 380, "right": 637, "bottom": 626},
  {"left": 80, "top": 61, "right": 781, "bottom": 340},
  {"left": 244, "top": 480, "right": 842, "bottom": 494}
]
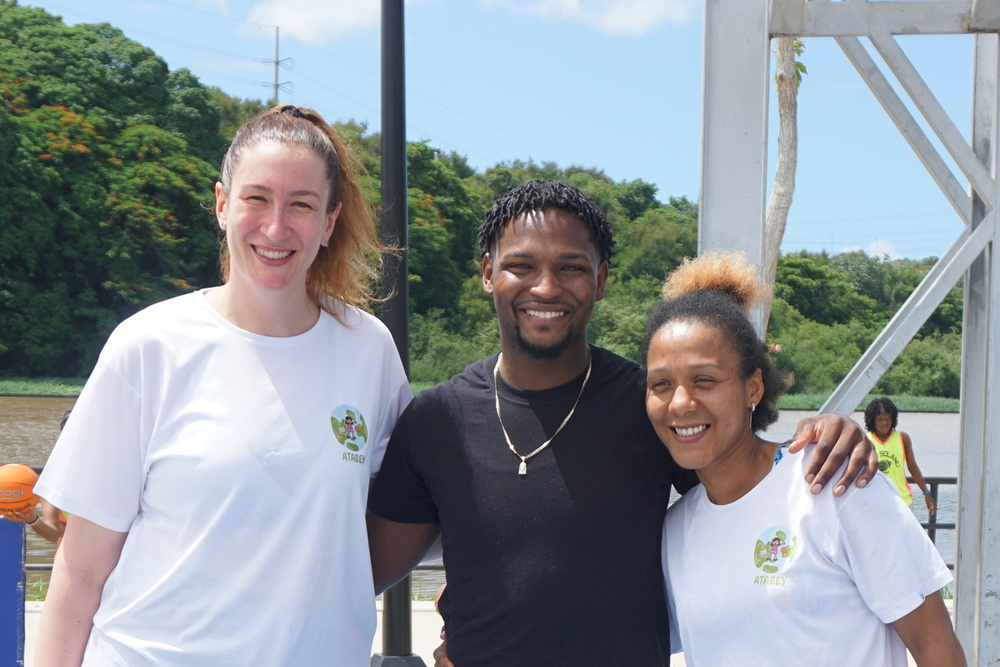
[
  {"left": 331, "top": 404, "right": 369, "bottom": 464},
  {"left": 877, "top": 450, "right": 901, "bottom": 474},
  {"left": 753, "top": 525, "right": 797, "bottom": 584}
]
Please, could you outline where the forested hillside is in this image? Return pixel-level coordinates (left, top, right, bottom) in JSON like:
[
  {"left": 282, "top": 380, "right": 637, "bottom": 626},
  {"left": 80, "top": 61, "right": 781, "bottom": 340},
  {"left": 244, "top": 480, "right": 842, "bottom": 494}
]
[{"left": 0, "top": 1, "right": 962, "bottom": 397}]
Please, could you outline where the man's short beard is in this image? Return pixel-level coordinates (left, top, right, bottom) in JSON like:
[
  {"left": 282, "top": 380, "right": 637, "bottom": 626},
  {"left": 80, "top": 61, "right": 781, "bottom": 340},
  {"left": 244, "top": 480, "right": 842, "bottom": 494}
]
[{"left": 512, "top": 330, "right": 574, "bottom": 360}]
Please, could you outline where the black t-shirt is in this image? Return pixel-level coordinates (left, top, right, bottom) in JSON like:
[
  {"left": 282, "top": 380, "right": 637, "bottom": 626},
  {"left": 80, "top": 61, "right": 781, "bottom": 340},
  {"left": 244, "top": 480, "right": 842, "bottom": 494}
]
[{"left": 369, "top": 346, "right": 693, "bottom": 667}]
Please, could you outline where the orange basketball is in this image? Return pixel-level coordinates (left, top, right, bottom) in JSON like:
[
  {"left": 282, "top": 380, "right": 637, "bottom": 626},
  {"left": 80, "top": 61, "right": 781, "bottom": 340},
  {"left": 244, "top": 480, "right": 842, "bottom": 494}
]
[{"left": 0, "top": 463, "right": 40, "bottom": 516}]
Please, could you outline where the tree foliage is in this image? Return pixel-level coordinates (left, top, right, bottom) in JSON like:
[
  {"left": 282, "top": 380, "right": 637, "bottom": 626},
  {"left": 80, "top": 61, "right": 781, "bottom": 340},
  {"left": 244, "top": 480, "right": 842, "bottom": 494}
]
[
  {"left": 614, "top": 202, "right": 697, "bottom": 282},
  {"left": 0, "top": 1, "right": 221, "bottom": 375},
  {"left": 0, "top": 2, "right": 963, "bottom": 398},
  {"left": 775, "top": 253, "right": 877, "bottom": 326},
  {"left": 769, "top": 252, "right": 963, "bottom": 397}
]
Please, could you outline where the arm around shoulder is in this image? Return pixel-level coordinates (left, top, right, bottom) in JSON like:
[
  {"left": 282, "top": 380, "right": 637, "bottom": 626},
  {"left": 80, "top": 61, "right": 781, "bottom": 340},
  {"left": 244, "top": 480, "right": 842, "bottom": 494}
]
[
  {"left": 789, "top": 412, "right": 877, "bottom": 495},
  {"left": 34, "top": 515, "right": 127, "bottom": 667},
  {"left": 891, "top": 592, "right": 966, "bottom": 666}
]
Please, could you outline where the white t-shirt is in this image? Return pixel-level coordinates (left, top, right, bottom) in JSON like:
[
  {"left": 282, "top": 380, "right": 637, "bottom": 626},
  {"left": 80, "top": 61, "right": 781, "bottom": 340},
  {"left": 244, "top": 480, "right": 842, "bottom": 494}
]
[
  {"left": 37, "top": 290, "right": 412, "bottom": 666},
  {"left": 662, "top": 443, "right": 951, "bottom": 666}
]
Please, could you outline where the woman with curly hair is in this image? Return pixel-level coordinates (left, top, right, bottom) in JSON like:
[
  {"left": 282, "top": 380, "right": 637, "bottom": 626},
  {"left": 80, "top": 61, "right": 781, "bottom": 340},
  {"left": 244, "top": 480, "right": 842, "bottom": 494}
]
[
  {"left": 865, "top": 396, "right": 936, "bottom": 514},
  {"left": 645, "top": 252, "right": 964, "bottom": 666}
]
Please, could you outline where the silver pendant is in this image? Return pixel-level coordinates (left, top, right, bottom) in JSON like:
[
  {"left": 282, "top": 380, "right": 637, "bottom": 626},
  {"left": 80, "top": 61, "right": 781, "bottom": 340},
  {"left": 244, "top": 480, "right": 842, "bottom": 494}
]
[{"left": 518, "top": 460, "right": 527, "bottom": 475}]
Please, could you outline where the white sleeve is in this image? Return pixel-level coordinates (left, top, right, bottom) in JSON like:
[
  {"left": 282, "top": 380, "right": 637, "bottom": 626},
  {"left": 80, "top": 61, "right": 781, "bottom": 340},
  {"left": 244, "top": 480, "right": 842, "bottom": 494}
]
[
  {"left": 35, "top": 351, "right": 146, "bottom": 533},
  {"left": 365, "top": 327, "right": 413, "bottom": 476},
  {"left": 832, "top": 473, "right": 952, "bottom": 624},
  {"left": 368, "top": 375, "right": 413, "bottom": 476}
]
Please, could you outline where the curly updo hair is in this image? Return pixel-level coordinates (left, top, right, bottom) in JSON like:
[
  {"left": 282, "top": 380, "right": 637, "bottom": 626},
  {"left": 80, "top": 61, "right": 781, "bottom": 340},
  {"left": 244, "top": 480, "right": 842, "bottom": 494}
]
[{"left": 643, "top": 252, "right": 789, "bottom": 433}]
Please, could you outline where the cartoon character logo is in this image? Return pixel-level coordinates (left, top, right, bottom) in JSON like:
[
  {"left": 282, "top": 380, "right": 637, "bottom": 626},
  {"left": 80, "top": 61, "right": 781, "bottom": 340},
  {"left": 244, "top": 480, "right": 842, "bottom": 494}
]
[
  {"left": 331, "top": 405, "right": 369, "bottom": 452},
  {"left": 753, "top": 526, "right": 797, "bottom": 573}
]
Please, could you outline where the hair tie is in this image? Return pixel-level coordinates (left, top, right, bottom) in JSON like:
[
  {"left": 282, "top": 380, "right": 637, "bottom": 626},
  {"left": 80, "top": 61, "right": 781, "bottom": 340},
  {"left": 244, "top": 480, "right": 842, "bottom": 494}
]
[{"left": 281, "top": 104, "right": 307, "bottom": 119}]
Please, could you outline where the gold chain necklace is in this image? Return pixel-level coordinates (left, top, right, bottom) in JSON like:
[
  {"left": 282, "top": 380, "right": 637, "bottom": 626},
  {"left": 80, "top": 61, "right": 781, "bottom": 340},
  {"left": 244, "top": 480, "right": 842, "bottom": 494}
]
[{"left": 493, "top": 351, "right": 593, "bottom": 476}]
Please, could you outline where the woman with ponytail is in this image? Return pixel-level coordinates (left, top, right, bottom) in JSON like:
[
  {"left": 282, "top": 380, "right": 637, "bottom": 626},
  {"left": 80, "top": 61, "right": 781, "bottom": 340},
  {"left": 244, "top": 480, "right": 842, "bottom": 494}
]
[{"left": 34, "top": 105, "right": 410, "bottom": 666}]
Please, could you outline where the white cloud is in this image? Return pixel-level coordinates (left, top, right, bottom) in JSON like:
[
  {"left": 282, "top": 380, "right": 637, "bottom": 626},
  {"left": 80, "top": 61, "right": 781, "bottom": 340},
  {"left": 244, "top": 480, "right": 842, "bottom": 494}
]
[
  {"left": 243, "top": 0, "right": 437, "bottom": 44},
  {"left": 866, "top": 239, "right": 902, "bottom": 260},
  {"left": 480, "top": 0, "right": 695, "bottom": 35},
  {"left": 196, "top": 0, "right": 231, "bottom": 12},
  {"left": 137, "top": 2, "right": 229, "bottom": 18},
  {"left": 244, "top": 0, "right": 380, "bottom": 44},
  {"left": 241, "top": 0, "right": 687, "bottom": 44}
]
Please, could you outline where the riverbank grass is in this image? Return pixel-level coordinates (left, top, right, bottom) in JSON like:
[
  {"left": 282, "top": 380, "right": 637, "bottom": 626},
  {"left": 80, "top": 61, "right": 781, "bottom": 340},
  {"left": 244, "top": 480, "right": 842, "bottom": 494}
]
[
  {"left": 0, "top": 377, "right": 86, "bottom": 396},
  {"left": 4, "top": 378, "right": 961, "bottom": 412},
  {"left": 778, "top": 393, "right": 958, "bottom": 413}
]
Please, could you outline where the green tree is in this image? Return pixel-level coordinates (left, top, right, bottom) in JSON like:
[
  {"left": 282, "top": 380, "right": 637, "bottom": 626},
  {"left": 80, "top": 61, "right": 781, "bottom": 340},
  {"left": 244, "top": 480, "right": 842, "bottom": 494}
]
[
  {"left": 103, "top": 123, "right": 219, "bottom": 305},
  {"left": 407, "top": 141, "right": 484, "bottom": 274},
  {"left": 590, "top": 275, "right": 663, "bottom": 363},
  {"left": 772, "top": 319, "right": 874, "bottom": 394},
  {"left": 613, "top": 179, "right": 660, "bottom": 220},
  {"left": 0, "top": 102, "right": 116, "bottom": 374},
  {"left": 775, "top": 254, "right": 877, "bottom": 326},
  {"left": 0, "top": 2, "right": 221, "bottom": 375},
  {"left": 831, "top": 251, "right": 963, "bottom": 337},
  {"left": 208, "top": 87, "right": 268, "bottom": 141},
  {"left": 614, "top": 206, "right": 697, "bottom": 282},
  {"left": 406, "top": 188, "right": 464, "bottom": 320},
  {"left": 881, "top": 334, "right": 961, "bottom": 398},
  {"left": 409, "top": 308, "right": 498, "bottom": 384},
  {"left": 765, "top": 296, "right": 806, "bottom": 339}
]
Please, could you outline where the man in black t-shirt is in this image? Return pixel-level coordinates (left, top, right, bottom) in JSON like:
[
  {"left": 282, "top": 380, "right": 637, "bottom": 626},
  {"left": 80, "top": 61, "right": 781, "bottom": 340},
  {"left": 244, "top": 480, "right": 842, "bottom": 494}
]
[{"left": 367, "top": 180, "right": 876, "bottom": 667}]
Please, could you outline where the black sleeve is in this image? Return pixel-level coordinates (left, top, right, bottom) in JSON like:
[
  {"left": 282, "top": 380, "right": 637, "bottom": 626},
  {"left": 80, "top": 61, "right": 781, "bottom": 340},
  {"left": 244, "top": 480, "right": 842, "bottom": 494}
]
[
  {"left": 368, "top": 398, "right": 441, "bottom": 524},
  {"left": 673, "top": 467, "right": 700, "bottom": 495}
]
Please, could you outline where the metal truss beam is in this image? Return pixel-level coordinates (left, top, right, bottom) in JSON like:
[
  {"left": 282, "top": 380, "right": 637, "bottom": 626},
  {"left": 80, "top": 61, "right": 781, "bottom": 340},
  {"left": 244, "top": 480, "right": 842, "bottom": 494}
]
[
  {"left": 702, "top": 1, "right": 999, "bottom": 661},
  {"left": 773, "top": 0, "right": 1000, "bottom": 37},
  {"left": 819, "top": 214, "right": 993, "bottom": 413}
]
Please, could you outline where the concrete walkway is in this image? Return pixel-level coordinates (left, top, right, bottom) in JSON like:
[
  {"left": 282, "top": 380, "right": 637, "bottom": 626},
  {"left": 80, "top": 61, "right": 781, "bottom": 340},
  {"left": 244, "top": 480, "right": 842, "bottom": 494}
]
[
  {"left": 24, "top": 601, "right": 452, "bottom": 666},
  {"left": 24, "top": 600, "right": 949, "bottom": 665},
  {"left": 23, "top": 600, "right": 688, "bottom": 666}
]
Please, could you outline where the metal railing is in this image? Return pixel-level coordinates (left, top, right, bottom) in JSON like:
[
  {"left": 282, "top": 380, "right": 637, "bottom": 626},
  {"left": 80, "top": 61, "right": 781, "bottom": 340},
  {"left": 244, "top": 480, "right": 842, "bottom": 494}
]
[
  {"left": 25, "top": 477, "right": 960, "bottom": 576},
  {"left": 912, "top": 476, "right": 957, "bottom": 568},
  {"left": 19, "top": 475, "right": 960, "bottom": 667}
]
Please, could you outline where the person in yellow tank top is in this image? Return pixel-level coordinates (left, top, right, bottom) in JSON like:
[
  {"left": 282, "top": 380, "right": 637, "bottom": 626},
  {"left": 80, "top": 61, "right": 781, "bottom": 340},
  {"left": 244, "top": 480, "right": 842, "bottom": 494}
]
[{"left": 864, "top": 397, "right": 935, "bottom": 514}]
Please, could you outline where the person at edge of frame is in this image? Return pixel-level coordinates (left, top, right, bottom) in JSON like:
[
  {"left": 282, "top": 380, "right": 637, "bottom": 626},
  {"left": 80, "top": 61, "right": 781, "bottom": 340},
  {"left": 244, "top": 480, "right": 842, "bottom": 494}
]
[{"left": 2, "top": 410, "right": 74, "bottom": 545}]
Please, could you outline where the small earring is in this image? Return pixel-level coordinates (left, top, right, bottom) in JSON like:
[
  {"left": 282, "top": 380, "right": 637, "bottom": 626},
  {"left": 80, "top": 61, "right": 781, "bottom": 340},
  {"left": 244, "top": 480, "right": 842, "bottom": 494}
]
[{"left": 750, "top": 403, "right": 756, "bottom": 413}]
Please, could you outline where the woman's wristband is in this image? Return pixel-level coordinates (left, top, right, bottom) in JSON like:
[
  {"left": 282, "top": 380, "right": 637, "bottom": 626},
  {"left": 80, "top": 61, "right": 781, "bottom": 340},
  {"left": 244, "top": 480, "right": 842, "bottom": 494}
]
[
  {"left": 26, "top": 514, "right": 40, "bottom": 526},
  {"left": 923, "top": 490, "right": 932, "bottom": 496}
]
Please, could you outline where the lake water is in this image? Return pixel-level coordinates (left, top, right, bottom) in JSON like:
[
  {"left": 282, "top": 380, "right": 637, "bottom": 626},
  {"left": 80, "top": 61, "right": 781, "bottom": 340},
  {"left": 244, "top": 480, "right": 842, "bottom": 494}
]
[
  {"left": 0, "top": 397, "right": 961, "bottom": 599},
  {"left": 765, "top": 409, "right": 959, "bottom": 573}
]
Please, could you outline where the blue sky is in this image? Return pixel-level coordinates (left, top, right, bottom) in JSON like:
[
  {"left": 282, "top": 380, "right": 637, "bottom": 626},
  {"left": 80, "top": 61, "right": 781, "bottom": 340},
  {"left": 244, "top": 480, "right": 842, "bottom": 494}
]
[{"left": 23, "top": 0, "right": 975, "bottom": 260}]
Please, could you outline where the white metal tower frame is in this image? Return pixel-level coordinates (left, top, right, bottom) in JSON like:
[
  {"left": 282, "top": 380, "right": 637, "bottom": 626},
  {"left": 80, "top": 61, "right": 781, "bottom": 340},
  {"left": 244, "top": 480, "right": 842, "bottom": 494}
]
[{"left": 698, "top": 0, "right": 999, "bottom": 661}]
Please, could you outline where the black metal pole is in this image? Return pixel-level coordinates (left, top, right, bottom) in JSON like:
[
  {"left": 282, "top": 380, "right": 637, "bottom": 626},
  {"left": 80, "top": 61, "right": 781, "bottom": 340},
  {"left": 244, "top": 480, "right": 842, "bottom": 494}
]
[
  {"left": 379, "top": 0, "right": 409, "bottom": 368},
  {"left": 373, "top": 1, "right": 424, "bottom": 666}
]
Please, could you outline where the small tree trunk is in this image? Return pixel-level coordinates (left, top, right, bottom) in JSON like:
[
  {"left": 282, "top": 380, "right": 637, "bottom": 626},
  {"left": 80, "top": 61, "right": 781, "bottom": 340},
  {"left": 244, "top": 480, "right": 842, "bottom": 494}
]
[{"left": 763, "top": 36, "right": 800, "bottom": 331}]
